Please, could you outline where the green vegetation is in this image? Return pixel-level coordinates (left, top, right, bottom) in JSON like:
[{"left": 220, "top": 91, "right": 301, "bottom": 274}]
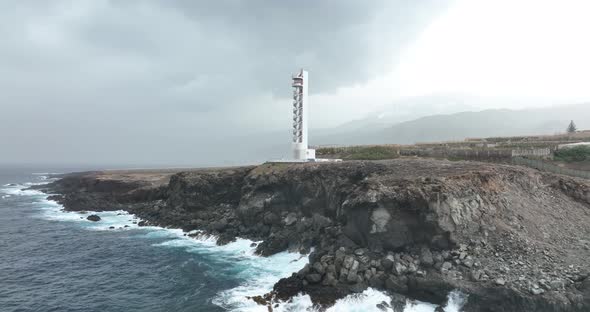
[
  {"left": 252, "top": 162, "right": 293, "bottom": 175},
  {"left": 317, "top": 145, "right": 399, "bottom": 160},
  {"left": 554, "top": 145, "right": 590, "bottom": 162},
  {"left": 345, "top": 146, "right": 399, "bottom": 160}
]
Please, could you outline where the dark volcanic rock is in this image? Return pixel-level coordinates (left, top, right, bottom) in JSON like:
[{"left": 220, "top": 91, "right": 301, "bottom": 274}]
[
  {"left": 86, "top": 215, "right": 101, "bottom": 222},
  {"left": 40, "top": 159, "right": 590, "bottom": 312},
  {"left": 306, "top": 273, "right": 322, "bottom": 284},
  {"left": 385, "top": 275, "right": 408, "bottom": 293}
]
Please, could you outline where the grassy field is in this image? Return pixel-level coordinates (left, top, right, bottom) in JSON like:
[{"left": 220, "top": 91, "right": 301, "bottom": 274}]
[
  {"left": 315, "top": 131, "right": 590, "bottom": 163},
  {"left": 317, "top": 145, "right": 400, "bottom": 160},
  {"left": 554, "top": 146, "right": 590, "bottom": 162}
]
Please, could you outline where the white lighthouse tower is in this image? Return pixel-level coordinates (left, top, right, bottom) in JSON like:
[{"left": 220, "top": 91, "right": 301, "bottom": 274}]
[{"left": 291, "top": 69, "right": 315, "bottom": 161}]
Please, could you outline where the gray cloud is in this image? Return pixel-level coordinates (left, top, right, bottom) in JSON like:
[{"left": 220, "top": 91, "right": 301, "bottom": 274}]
[{"left": 0, "top": 0, "right": 450, "bottom": 166}]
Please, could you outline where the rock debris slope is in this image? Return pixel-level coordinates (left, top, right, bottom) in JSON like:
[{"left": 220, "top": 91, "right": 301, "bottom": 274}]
[{"left": 40, "top": 159, "right": 590, "bottom": 311}]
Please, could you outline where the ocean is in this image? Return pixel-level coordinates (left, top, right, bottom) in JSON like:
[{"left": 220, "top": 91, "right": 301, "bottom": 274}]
[{"left": 0, "top": 167, "right": 464, "bottom": 312}]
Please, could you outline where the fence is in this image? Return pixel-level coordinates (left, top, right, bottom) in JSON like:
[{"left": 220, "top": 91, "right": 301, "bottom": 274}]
[
  {"left": 511, "top": 148, "right": 551, "bottom": 157},
  {"left": 399, "top": 148, "right": 513, "bottom": 162},
  {"left": 512, "top": 157, "right": 590, "bottom": 179}
]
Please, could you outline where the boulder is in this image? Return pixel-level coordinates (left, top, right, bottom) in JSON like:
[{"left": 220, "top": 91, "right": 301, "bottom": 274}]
[
  {"left": 298, "top": 264, "right": 311, "bottom": 277},
  {"left": 311, "top": 213, "right": 331, "bottom": 229},
  {"left": 385, "top": 275, "right": 408, "bottom": 293},
  {"left": 351, "top": 260, "right": 360, "bottom": 271},
  {"left": 376, "top": 301, "right": 391, "bottom": 311},
  {"left": 322, "top": 273, "right": 338, "bottom": 286},
  {"left": 339, "top": 268, "right": 349, "bottom": 282},
  {"left": 335, "top": 248, "right": 346, "bottom": 265},
  {"left": 441, "top": 262, "right": 452, "bottom": 272},
  {"left": 550, "top": 279, "right": 565, "bottom": 290},
  {"left": 284, "top": 213, "right": 298, "bottom": 226},
  {"left": 326, "top": 264, "right": 337, "bottom": 275},
  {"left": 402, "top": 254, "right": 414, "bottom": 263},
  {"left": 369, "top": 275, "right": 385, "bottom": 288},
  {"left": 312, "top": 262, "right": 325, "bottom": 275},
  {"left": 320, "top": 254, "right": 334, "bottom": 264},
  {"left": 263, "top": 212, "right": 280, "bottom": 225},
  {"left": 420, "top": 247, "right": 434, "bottom": 266},
  {"left": 343, "top": 255, "right": 355, "bottom": 270},
  {"left": 390, "top": 293, "right": 408, "bottom": 312},
  {"left": 211, "top": 218, "right": 228, "bottom": 231},
  {"left": 354, "top": 248, "right": 366, "bottom": 256},
  {"left": 86, "top": 215, "right": 101, "bottom": 222},
  {"left": 348, "top": 281, "right": 368, "bottom": 293},
  {"left": 347, "top": 269, "right": 359, "bottom": 284},
  {"left": 495, "top": 278, "right": 506, "bottom": 286},
  {"left": 382, "top": 256, "right": 394, "bottom": 270},
  {"left": 306, "top": 273, "right": 322, "bottom": 284},
  {"left": 470, "top": 269, "right": 483, "bottom": 281},
  {"left": 394, "top": 262, "right": 408, "bottom": 275}
]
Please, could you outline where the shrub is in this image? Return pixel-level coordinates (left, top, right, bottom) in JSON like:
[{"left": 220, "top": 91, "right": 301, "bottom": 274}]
[
  {"left": 554, "top": 145, "right": 590, "bottom": 162},
  {"left": 343, "top": 146, "right": 399, "bottom": 160},
  {"left": 316, "top": 145, "right": 400, "bottom": 160}
]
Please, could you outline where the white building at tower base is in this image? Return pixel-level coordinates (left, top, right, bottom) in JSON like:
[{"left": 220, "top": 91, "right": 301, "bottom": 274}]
[{"left": 270, "top": 69, "right": 341, "bottom": 163}]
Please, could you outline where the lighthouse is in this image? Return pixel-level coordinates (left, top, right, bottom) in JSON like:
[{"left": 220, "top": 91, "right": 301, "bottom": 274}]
[{"left": 291, "top": 69, "right": 315, "bottom": 161}]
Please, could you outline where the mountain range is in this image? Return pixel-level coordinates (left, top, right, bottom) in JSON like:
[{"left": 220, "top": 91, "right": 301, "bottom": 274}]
[{"left": 311, "top": 102, "right": 590, "bottom": 146}]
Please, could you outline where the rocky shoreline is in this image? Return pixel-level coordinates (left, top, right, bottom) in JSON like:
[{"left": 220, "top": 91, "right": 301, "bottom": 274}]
[{"left": 35, "top": 159, "right": 590, "bottom": 311}]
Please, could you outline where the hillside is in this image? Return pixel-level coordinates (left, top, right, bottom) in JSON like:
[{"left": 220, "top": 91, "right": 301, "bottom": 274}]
[{"left": 312, "top": 103, "right": 590, "bottom": 146}]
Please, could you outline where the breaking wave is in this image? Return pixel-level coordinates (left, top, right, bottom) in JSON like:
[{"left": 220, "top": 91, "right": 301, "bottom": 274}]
[{"left": 0, "top": 179, "right": 466, "bottom": 312}]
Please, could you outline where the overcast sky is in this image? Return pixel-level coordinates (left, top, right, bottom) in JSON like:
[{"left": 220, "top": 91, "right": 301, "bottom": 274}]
[{"left": 1, "top": 0, "right": 589, "bottom": 167}]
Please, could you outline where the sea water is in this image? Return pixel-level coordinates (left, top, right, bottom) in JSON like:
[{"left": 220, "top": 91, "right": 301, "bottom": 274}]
[{"left": 0, "top": 167, "right": 465, "bottom": 312}]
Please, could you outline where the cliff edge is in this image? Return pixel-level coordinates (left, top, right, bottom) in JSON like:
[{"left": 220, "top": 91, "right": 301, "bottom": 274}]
[{"left": 39, "top": 159, "right": 590, "bottom": 311}]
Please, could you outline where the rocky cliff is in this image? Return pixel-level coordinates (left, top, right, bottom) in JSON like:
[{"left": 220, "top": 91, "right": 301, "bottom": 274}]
[{"left": 40, "top": 159, "right": 590, "bottom": 311}]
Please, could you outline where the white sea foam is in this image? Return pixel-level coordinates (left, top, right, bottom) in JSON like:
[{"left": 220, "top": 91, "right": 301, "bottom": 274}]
[
  {"left": 0, "top": 183, "right": 44, "bottom": 196},
  {"left": 0, "top": 173, "right": 54, "bottom": 197},
  {"left": 36, "top": 203, "right": 141, "bottom": 231},
  {"left": 32, "top": 172, "right": 62, "bottom": 177},
  {"left": 150, "top": 228, "right": 309, "bottom": 312},
  {"left": 268, "top": 288, "right": 465, "bottom": 312},
  {"left": 444, "top": 291, "right": 467, "bottom": 311},
  {"left": 326, "top": 288, "right": 397, "bottom": 312},
  {"left": 212, "top": 250, "right": 309, "bottom": 312},
  {"left": 15, "top": 180, "right": 466, "bottom": 312}
]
